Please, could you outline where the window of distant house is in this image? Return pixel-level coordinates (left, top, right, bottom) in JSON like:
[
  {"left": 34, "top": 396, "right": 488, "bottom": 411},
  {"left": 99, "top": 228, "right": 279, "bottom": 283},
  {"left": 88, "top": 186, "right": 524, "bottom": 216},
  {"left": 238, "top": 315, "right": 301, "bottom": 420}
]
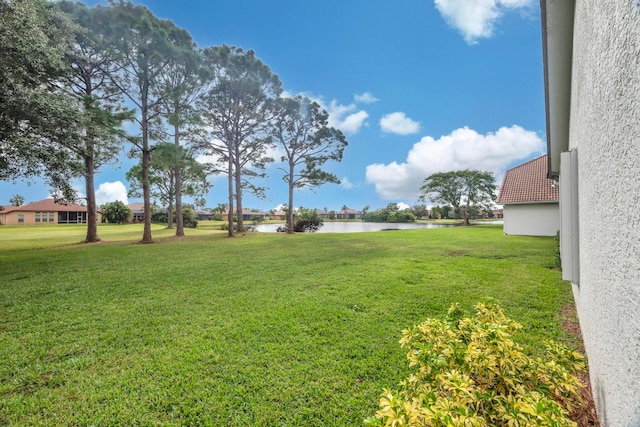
[
  {"left": 49, "top": 212, "right": 54, "bottom": 222},
  {"left": 35, "top": 212, "right": 41, "bottom": 222},
  {"left": 18, "top": 214, "right": 24, "bottom": 223},
  {"left": 42, "top": 212, "right": 48, "bottom": 222}
]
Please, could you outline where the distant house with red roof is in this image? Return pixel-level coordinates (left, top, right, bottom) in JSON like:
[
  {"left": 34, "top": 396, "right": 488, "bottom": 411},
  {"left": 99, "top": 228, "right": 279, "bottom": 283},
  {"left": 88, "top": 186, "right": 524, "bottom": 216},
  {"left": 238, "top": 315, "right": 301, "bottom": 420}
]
[
  {"left": 335, "top": 208, "right": 362, "bottom": 220},
  {"left": 0, "top": 198, "right": 102, "bottom": 225},
  {"left": 126, "top": 203, "right": 145, "bottom": 223},
  {"left": 496, "top": 154, "right": 559, "bottom": 236},
  {"left": 222, "top": 208, "right": 268, "bottom": 221}
]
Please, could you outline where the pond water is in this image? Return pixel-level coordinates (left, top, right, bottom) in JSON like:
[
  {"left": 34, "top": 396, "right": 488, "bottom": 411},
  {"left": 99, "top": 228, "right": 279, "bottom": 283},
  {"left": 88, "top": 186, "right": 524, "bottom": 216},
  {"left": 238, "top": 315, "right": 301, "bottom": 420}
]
[{"left": 254, "top": 221, "right": 462, "bottom": 233}]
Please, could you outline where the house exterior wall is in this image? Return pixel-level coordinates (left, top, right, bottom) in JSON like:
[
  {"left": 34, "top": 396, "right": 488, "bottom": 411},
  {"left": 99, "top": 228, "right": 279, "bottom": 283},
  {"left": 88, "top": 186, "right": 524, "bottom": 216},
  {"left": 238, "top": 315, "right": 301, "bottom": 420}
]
[
  {"left": 0, "top": 211, "right": 101, "bottom": 225},
  {"left": 0, "top": 211, "right": 56, "bottom": 225},
  {"left": 502, "top": 203, "right": 559, "bottom": 236},
  {"left": 568, "top": 2, "right": 640, "bottom": 425}
]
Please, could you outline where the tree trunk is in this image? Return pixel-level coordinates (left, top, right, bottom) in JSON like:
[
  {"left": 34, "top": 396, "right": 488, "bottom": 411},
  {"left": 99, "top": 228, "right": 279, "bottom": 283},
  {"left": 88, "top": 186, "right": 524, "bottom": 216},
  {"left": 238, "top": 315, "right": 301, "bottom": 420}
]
[
  {"left": 226, "top": 155, "right": 234, "bottom": 237},
  {"left": 84, "top": 155, "right": 100, "bottom": 243},
  {"left": 235, "top": 167, "right": 244, "bottom": 232},
  {"left": 140, "top": 90, "right": 153, "bottom": 243},
  {"left": 174, "top": 121, "right": 184, "bottom": 237},
  {"left": 167, "top": 197, "right": 174, "bottom": 229},
  {"left": 234, "top": 147, "right": 244, "bottom": 232},
  {"left": 141, "top": 147, "right": 153, "bottom": 242},
  {"left": 287, "top": 162, "right": 294, "bottom": 233}
]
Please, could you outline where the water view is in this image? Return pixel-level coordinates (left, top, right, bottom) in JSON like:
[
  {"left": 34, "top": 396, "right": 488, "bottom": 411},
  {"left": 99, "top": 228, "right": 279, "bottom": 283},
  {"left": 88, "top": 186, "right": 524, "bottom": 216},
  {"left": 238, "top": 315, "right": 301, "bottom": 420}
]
[{"left": 254, "top": 221, "right": 461, "bottom": 233}]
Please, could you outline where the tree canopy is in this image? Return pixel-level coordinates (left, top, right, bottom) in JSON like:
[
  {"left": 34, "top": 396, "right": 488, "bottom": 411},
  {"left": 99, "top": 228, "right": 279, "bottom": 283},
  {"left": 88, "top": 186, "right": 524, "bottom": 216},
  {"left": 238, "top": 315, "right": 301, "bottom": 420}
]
[
  {"left": 363, "top": 203, "right": 416, "bottom": 223},
  {"left": 98, "top": 0, "right": 196, "bottom": 243},
  {"left": 55, "top": 1, "right": 131, "bottom": 242},
  {"left": 100, "top": 200, "right": 131, "bottom": 224},
  {"left": 9, "top": 194, "right": 25, "bottom": 207},
  {"left": 420, "top": 170, "right": 496, "bottom": 226},
  {"left": 0, "top": 0, "right": 82, "bottom": 199},
  {"left": 271, "top": 96, "right": 347, "bottom": 233},
  {"left": 126, "top": 143, "right": 209, "bottom": 228},
  {"left": 198, "top": 45, "right": 282, "bottom": 236}
]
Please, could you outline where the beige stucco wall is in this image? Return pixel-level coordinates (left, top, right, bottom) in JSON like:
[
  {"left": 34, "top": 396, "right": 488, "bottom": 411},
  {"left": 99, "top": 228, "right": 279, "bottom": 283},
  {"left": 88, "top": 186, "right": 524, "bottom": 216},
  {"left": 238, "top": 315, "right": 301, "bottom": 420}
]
[
  {"left": 568, "top": 1, "right": 640, "bottom": 425},
  {"left": 0, "top": 211, "right": 52, "bottom": 225},
  {"left": 502, "top": 203, "right": 559, "bottom": 236},
  {"left": 0, "top": 211, "right": 101, "bottom": 225}
]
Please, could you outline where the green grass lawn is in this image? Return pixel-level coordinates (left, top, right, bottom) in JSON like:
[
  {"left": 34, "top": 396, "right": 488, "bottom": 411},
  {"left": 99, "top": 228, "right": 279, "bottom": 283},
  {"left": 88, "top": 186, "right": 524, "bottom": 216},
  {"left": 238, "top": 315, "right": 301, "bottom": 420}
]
[{"left": 0, "top": 224, "right": 574, "bottom": 426}]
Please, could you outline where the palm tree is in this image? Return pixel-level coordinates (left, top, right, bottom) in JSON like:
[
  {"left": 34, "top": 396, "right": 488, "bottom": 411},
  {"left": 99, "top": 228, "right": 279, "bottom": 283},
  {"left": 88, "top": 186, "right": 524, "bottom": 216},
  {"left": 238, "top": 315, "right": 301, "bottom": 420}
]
[{"left": 9, "top": 194, "right": 24, "bottom": 206}]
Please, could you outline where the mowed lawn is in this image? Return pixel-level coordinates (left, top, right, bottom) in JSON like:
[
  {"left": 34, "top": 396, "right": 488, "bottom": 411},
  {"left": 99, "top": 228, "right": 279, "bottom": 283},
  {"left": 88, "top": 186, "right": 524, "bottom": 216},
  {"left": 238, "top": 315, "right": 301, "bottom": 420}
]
[{"left": 0, "top": 224, "right": 575, "bottom": 426}]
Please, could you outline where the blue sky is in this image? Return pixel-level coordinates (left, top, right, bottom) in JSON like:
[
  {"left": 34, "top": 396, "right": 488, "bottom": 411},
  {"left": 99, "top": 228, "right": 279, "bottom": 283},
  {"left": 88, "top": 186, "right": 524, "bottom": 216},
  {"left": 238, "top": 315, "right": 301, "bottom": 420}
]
[{"left": 1, "top": 0, "right": 547, "bottom": 212}]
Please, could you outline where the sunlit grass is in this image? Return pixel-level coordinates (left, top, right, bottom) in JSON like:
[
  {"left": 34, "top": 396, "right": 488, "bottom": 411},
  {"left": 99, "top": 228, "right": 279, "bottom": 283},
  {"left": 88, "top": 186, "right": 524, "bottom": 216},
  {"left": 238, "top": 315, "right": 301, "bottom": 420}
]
[{"left": 0, "top": 224, "right": 573, "bottom": 425}]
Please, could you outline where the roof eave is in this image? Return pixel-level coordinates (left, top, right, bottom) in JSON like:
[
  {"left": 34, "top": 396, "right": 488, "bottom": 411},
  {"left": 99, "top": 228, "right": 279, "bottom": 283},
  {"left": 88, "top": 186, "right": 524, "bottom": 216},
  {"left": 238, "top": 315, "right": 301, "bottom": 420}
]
[
  {"left": 541, "top": 0, "right": 575, "bottom": 179},
  {"left": 501, "top": 200, "right": 560, "bottom": 205}
]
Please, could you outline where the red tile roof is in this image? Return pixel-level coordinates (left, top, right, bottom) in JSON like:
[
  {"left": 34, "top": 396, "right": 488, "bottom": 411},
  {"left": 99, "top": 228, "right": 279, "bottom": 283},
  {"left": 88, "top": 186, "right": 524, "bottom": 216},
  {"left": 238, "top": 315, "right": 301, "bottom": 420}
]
[
  {"left": 497, "top": 155, "right": 559, "bottom": 204},
  {"left": 127, "top": 203, "right": 145, "bottom": 213},
  {"left": 0, "top": 198, "right": 93, "bottom": 214}
]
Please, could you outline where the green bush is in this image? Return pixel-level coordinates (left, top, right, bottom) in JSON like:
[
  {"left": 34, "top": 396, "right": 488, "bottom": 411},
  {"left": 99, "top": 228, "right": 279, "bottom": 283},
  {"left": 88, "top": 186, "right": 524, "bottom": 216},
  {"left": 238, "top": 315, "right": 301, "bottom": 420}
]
[
  {"left": 292, "top": 207, "right": 323, "bottom": 232},
  {"left": 180, "top": 207, "right": 198, "bottom": 228},
  {"left": 220, "top": 222, "right": 238, "bottom": 231},
  {"left": 151, "top": 211, "right": 167, "bottom": 224},
  {"left": 363, "top": 204, "right": 416, "bottom": 223},
  {"left": 279, "top": 207, "right": 323, "bottom": 232},
  {"left": 365, "top": 301, "right": 585, "bottom": 427},
  {"left": 100, "top": 200, "right": 132, "bottom": 224},
  {"left": 554, "top": 230, "right": 562, "bottom": 268}
]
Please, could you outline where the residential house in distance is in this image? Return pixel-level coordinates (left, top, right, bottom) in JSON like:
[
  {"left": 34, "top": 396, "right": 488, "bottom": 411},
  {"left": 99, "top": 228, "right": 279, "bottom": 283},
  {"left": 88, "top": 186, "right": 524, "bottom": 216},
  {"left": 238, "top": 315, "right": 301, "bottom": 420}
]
[
  {"left": 241, "top": 208, "right": 267, "bottom": 221},
  {"left": 541, "top": 1, "right": 639, "bottom": 425},
  {"left": 222, "top": 208, "right": 268, "bottom": 221},
  {"left": 335, "top": 208, "right": 363, "bottom": 220},
  {"left": 194, "top": 209, "right": 214, "bottom": 221},
  {"left": 0, "top": 198, "right": 101, "bottom": 225},
  {"left": 270, "top": 209, "right": 286, "bottom": 220},
  {"left": 496, "top": 154, "right": 559, "bottom": 236},
  {"left": 316, "top": 208, "right": 332, "bottom": 220},
  {"left": 126, "top": 203, "right": 145, "bottom": 223}
]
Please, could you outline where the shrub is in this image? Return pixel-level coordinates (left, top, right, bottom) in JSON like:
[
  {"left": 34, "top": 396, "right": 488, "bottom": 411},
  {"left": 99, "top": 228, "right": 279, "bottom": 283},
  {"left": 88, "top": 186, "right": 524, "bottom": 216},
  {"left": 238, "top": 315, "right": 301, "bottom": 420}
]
[
  {"left": 220, "top": 222, "right": 238, "bottom": 231},
  {"left": 279, "top": 207, "right": 323, "bottom": 233},
  {"left": 364, "top": 205, "right": 416, "bottom": 223},
  {"left": 554, "top": 230, "right": 562, "bottom": 268},
  {"left": 151, "top": 211, "right": 167, "bottom": 224},
  {"left": 180, "top": 207, "right": 198, "bottom": 228},
  {"left": 365, "top": 301, "right": 585, "bottom": 427},
  {"left": 100, "top": 200, "right": 132, "bottom": 224},
  {"left": 213, "top": 213, "right": 223, "bottom": 221}
]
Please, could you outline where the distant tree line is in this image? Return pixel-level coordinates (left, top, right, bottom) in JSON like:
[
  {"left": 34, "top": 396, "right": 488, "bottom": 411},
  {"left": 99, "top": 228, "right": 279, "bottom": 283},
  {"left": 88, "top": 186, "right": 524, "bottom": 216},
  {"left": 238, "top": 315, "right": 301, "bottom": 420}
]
[{"left": 363, "top": 203, "right": 416, "bottom": 223}]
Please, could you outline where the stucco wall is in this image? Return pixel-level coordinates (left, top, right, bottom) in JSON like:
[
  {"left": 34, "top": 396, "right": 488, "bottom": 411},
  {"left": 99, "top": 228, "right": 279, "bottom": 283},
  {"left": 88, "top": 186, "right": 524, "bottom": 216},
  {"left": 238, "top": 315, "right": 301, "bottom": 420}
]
[
  {"left": 0, "top": 211, "right": 41, "bottom": 225},
  {"left": 0, "top": 211, "right": 101, "bottom": 225},
  {"left": 502, "top": 203, "right": 559, "bottom": 236},
  {"left": 569, "top": 1, "right": 640, "bottom": 425}
]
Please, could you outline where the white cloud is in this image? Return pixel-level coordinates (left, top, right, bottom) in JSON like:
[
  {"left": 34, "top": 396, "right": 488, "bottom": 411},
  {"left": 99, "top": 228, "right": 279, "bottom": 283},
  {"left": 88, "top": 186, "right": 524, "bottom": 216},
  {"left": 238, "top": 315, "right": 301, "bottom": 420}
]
[
  {"left": 354, "top": 92, "right": 379, "bottom": 104},
  {"left": 282, "top": 91, "right": 370, "bottom": 134},
  {"left": 434, "top": 0, "right": 534, "bottom": 44},
  {"left": 339, "top": 177, "right": 354, "bottom": 189},
  {"left": 326, "top": 100, "right": 369, "bottom": 134},
  {"left": 380, "top": 112, "right": 421, "bottom": 135},
  {"left": 365, "top": 125, "right": 544, "bottom": 200},
  {"left": 96, "top": 181, "right": 129, "bottom": 206},
  {"left": 339, "top": 110, "right": 369, "bottom": 134},
  {"left": 396, "top": 202, "right": 411, "bottom": 211}
]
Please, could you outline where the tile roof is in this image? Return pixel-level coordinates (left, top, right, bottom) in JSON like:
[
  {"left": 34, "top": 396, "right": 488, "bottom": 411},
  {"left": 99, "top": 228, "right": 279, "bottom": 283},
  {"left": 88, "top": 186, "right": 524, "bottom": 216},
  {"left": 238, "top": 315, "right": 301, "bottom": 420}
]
[
  {"left": 0, "top": 198, "right": 93, "bottom": 214},
  {"left": 497, "top": 155, "right": 559, "bottom": 204},
  {"left": 127, "top": 203, "right": 145, "bottom": 213}
]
